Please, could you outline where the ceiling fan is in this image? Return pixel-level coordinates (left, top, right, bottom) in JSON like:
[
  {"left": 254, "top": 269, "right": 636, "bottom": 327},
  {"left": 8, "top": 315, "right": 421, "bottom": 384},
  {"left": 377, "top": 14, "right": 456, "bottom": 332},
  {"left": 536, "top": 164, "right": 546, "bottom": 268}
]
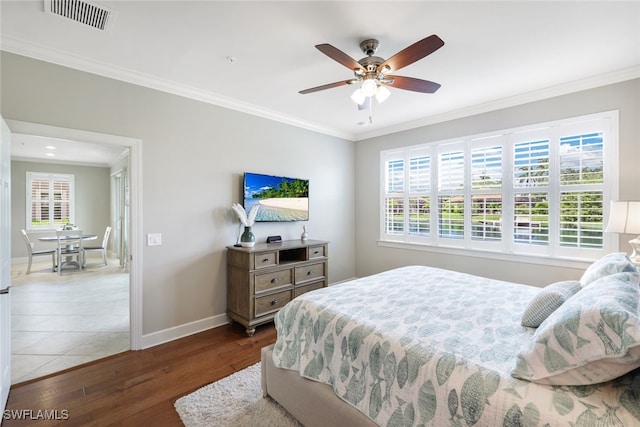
[{"left": 299, "top": 35, "right": 444, "bottom": 110}]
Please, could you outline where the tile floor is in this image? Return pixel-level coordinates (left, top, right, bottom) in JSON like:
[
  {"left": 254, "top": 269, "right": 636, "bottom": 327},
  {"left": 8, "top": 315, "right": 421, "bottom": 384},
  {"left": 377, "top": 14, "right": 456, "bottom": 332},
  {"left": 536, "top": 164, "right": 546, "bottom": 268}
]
[{"left": 10, "top": 255, "right": 130, "bottom": 384}]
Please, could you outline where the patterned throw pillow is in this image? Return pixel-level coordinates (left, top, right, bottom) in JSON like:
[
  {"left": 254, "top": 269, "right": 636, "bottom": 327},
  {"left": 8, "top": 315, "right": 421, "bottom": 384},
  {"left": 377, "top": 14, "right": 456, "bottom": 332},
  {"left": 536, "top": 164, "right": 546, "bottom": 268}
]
[
  {"left": 512, "top": 271, "right": 640, "bottom": 385},
  {"left": 520, "top": 281, "right": 582, "bottom": 328},
  {"left": 579, "top": 252, "right": 637, "bottom": 287}
]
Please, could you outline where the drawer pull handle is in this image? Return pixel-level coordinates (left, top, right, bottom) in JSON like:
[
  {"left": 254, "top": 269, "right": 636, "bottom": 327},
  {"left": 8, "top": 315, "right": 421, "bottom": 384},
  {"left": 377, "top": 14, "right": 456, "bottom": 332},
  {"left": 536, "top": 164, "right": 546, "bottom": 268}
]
[
  {"left": 270, "top": 300, "right": 278, "bottom": 306},
  {"left": 307, "top": 271, "right": 312, "bottom": 276},
  {"left": 262, "top": 258, "right": 270, "bottom": 263},
  {"left": 271, "top": 278, "right": 278, "bottom": 283}
]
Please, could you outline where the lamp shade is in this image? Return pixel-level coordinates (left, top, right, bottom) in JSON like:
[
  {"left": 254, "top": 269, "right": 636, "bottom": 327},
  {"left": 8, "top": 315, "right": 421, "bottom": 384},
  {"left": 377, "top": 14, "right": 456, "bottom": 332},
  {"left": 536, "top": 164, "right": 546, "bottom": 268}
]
[
  {"left": 375, "top": 85, "right": 391, "bottom": 103},
  {"left": 350, "top": 88, "right": 366, "bottom": 105},
  {"left": 605, "top": 201, "right": 640, "bottom": 234},
  {"left": 626, "top": 201, "right": 640, "bottom": 234},
  {"left": 361, "top": 79, "right": 378, "bottom": 97}
]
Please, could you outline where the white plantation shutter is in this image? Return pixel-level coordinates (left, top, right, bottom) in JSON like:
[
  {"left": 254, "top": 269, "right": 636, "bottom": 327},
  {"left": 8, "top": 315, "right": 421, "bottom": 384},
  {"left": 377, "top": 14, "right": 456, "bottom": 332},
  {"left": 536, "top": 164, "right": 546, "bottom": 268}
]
[
  {"left": 438, "top": 148, "right": 464, "bottom": 192},
  {"left": 470, "top": 136, "right": 504, "bottom": 245},
  {"left": 471, "top": 146, "right": 502, "bottom": 190},
  {"left": 559, "top": 132, "right": 604, "bottom": 185},
  {"left": 387, "top": 159, "right": 404, "bottom": 193},
  {"left": 27, "top": 172, "right": 75, "bottom": 230},
  {"left": 380, "top": 111, "right": 616, "bottom": 261},
  {"left": 408, "top": 151, "right": 431, "bottom": 237},
  {"left": 510, "top": 131, "right": 551, "bottom": 253},
  {"left": 53, "top": 178, "right": 72, "bottom": 225},
  {"left": 437, "top": 195, "right": 463, "bottom": 240},
  {"left": 382, "top": 148, "right": 434, "bottom": 241},
  {"left": 382, "top": 153, "right": 405, "bottom": 237},
  {"left": 513, "top": 139, "right": 550, "bottom": 188},
  {"left": 409, "top": 155, "right": 430, "bottom": 193},
  {"left": 438, "top": 144, "right": 464, "bottom": 241},
  {"left": 513, "top": 192, "right": 549, "bottom": 245},
  {"left": 557, "top": 120, "right": 605, "bottom": 252},
  {"left": 30, "top": 177, "right": 50, "bottom": 227},
  {"left": 559, "top": 191, "right": 603, "bottom": 249}
]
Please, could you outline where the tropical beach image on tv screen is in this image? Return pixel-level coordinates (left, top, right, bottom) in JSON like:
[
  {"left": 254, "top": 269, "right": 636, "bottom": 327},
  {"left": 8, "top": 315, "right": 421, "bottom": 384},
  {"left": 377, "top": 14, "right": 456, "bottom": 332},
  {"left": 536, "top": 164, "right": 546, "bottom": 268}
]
[{"left": 243, "top": 172, "right": 309, "bottom": 221}]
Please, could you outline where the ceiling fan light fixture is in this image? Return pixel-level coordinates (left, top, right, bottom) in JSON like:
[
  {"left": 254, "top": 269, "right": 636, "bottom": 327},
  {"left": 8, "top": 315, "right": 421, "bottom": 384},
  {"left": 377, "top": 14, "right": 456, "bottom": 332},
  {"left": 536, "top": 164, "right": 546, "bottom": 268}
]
[
  {"left": 361, "top": 79, "right": 378, "bottom": 97},
  {"left": 379, "top": 64, "right": 391, "bottom": 75},
  {"left": 300, "top": 35, "right": 444, "bottom": 109},
  {"left": 375, "top": 85, "right": 391, "bottom": 103},
  {"left": 351, "top": 88, "right": 366, "bottom": 105}
]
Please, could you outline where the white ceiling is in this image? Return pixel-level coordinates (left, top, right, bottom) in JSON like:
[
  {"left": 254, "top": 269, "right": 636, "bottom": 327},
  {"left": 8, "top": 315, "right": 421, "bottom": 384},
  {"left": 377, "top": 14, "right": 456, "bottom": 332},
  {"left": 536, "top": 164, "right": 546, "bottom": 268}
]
[
  {"left": 2, "top": 1, "right": 639, "bottom": 164},
  {"left": 10, "top": 132, "right": 128, "bottom": 167}
]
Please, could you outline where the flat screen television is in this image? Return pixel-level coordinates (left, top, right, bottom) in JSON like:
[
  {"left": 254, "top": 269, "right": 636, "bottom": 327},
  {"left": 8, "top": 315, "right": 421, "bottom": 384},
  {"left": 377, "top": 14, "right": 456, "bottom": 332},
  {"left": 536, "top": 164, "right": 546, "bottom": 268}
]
[{"left": 243, "top": 172, "right": 309, "bottom": 222}]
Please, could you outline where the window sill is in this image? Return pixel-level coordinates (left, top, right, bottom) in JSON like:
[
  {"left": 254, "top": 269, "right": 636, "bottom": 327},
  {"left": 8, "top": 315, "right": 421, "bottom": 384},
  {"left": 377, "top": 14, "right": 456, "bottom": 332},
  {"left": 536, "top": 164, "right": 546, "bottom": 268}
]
[{"left": 377, "top": 240, "right": 594, "bottom": 270}]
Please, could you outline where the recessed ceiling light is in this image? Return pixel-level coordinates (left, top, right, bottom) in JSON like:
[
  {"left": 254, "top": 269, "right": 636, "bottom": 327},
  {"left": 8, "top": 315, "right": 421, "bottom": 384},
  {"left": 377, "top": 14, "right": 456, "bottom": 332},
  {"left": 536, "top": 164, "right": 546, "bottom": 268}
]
[
  {"left": 45, "top": 152, "right": 56, "bottom": 157},
  {"left": 45, "top": 145, "right": 56, "bottom": 150}
]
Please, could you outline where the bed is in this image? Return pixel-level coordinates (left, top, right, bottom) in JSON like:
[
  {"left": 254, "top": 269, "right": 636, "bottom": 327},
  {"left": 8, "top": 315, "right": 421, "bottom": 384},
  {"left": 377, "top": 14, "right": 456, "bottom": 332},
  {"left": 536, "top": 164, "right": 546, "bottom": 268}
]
[{"left": 261, "top": 255, "right": 640, "bottom": 426}]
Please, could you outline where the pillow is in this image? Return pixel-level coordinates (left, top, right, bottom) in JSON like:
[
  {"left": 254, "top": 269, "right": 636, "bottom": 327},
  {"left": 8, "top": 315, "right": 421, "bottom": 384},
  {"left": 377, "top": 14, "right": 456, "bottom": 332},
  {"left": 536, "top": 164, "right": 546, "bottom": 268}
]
[
  {"left": 520, "top": 280, "right": 582, "bottom": 328},
  {"left": 579, "top": 252, "right": 637, "bottom": 287},
  {"left": 512, "top": 271, "right": 640, "bottom": 385}
]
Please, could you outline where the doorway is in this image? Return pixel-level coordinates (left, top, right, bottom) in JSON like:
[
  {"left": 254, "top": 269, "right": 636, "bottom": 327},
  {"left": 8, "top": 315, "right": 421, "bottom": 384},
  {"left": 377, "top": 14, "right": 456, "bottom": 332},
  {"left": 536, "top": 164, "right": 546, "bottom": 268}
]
[
  {"left": 112, "top": 168, "right": 129, "bottom": 269},
  {"left": 6, "top": 120, "right": 142, "bottom": 383}
]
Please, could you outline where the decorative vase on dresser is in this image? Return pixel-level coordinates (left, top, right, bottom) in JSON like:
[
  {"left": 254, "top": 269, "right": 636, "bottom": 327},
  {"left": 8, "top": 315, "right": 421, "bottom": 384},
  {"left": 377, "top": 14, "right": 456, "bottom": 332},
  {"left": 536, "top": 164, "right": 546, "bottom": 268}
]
[
  {"left": 240, "top": 226, "right": 255, "bottom": 247},
  {"left": 226, "top": 239, "right": 329, "bottom": 336}
]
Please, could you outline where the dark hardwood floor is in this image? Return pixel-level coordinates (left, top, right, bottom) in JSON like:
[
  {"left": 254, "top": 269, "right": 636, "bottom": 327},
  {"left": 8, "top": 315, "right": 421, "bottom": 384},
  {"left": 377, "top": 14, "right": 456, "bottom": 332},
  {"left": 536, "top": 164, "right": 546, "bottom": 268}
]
[{"left": 3, "top": 323, "right": 277, "bottom": 426}]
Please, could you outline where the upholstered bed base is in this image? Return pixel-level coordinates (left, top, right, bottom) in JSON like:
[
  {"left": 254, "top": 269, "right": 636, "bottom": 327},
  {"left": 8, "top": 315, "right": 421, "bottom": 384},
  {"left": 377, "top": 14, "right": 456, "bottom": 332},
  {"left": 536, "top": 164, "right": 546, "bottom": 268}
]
[{"left": 261, "top": 344, "right": 376, "bottom": 427}]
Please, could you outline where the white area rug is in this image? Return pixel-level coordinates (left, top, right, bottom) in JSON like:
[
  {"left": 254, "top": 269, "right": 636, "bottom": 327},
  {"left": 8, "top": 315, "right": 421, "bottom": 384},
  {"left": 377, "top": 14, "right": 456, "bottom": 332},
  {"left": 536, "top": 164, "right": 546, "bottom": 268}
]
[{"left": 174, "top": 363, "right": 302, "bottom": 427}]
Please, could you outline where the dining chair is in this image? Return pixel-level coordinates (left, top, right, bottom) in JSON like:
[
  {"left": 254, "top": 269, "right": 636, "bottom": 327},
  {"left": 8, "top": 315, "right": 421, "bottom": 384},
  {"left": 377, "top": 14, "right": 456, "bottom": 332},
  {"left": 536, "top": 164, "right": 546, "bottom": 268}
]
[
  {"left": 56, "top": 229, "right": 84, "bottom": 274},
  {"left": 83, "top": 226, "right": 112, "bottom": 267},
  {"left": 21, "top": 229, "right": 57, "bottom": 274}
]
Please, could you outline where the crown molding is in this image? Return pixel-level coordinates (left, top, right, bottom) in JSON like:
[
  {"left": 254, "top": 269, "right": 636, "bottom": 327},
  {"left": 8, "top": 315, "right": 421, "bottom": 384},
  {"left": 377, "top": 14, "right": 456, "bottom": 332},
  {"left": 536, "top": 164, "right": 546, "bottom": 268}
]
[
  {"left": 354, "top": 65, "right": 640, "bottom": 141},
  {"left": 0, "top": 35, "right": 355, "bottom": 141}
]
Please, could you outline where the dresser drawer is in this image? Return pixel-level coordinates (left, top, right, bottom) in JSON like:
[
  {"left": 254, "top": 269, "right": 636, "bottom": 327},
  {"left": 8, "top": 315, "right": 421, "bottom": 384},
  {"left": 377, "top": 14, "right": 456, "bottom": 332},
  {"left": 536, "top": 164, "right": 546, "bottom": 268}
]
[
  {"left": 255, "top": 269, "right": 292, "bottom": 293},
  {"left": 254, "top": 251, "right": 277, "bottom": 269},
  {"left": 309, "top": 245, "right": 326, "bottom": 259},
  {"left": 255, "top": 290, "right": 292, "bottom": 317},
  {"left": 295, "top": 280, "right": 325, "bottom": 297},
  {"left": 295, "top": 262, "right": 325, "bottom": 284}
]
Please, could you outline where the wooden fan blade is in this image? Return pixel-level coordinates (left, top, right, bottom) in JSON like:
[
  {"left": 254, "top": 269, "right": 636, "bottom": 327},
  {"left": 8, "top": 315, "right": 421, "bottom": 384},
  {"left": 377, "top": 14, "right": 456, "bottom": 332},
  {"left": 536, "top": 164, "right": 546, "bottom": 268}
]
[
  {"left": 299, "top": 80, "right": 352, "bottom": 94},
  {"left": 316, "top": 44, "right": 365, "bottom": 71},
  {"left": 378, "top": 35, "right": 444, "bottom": 73},
  {"left": 383, "top": 75, "right": 441, "bottom": 93}
]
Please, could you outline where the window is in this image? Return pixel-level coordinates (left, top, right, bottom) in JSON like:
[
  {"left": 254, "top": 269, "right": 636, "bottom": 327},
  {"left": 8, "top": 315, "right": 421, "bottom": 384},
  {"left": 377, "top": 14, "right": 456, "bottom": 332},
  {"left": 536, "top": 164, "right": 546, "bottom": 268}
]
[
  {"left": 26, "top": 172, "right": 75, "bottom": 230},
  {"left": 380, "top": 111, "right": 617, "bottom": 260}
]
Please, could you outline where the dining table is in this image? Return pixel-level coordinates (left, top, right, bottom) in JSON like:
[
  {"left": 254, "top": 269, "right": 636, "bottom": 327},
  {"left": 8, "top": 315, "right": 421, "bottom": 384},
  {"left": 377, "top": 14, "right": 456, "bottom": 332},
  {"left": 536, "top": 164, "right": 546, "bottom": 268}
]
[{"left": 38, "top": 233, "right": 98, "bottom": 271}]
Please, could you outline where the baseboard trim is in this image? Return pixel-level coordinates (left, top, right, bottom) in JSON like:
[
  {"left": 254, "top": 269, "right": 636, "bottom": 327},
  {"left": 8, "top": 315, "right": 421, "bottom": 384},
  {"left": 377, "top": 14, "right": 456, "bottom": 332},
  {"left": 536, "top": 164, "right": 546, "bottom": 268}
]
[
  {"left": 140, "top": 279, "right": 358, "bottom": 349},
  {"left": 140, "top": 313, "right": 229, "bottom": 349}
]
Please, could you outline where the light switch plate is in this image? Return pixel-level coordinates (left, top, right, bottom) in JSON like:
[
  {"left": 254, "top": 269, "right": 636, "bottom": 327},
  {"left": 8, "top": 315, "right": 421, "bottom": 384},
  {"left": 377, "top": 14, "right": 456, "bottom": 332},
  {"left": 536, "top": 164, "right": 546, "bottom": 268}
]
[{"left": 147, "top": 233, "right": 162, "bottom": 246}]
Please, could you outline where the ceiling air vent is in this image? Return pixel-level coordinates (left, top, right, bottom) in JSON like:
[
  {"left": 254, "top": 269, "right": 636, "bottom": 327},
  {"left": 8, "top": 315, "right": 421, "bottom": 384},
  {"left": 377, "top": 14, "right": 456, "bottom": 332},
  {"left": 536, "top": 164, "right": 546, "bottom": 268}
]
[{"left": 44, "top": 0, "right": 113, "bottom": 31}]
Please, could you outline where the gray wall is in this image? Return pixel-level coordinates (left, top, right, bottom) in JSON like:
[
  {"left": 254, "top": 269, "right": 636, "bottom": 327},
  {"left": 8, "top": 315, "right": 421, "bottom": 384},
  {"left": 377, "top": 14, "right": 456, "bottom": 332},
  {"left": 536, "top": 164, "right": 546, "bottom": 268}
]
[
  {"left": 11, "top": 160, "right": 111, "bottom": 256},
  {"left": 355, "top": 79, "right": 640, "bottom": 286},
  {"left": 1, "top": 52, "right": 356, "bottom": 335}
]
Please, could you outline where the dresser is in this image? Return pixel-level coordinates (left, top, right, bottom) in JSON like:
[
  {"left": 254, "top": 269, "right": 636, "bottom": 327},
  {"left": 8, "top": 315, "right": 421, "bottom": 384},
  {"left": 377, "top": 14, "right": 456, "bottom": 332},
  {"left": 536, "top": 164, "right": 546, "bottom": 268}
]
[{"left": 226, "top": 239, "right": 329, "bottom": 336}]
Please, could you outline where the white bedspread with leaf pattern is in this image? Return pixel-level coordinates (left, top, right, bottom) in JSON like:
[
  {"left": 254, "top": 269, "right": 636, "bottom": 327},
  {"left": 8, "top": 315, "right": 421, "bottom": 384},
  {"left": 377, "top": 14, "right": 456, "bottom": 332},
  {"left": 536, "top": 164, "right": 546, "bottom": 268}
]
[{"left": 272, "top": 266, "right": 640, "bottom": 427}]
